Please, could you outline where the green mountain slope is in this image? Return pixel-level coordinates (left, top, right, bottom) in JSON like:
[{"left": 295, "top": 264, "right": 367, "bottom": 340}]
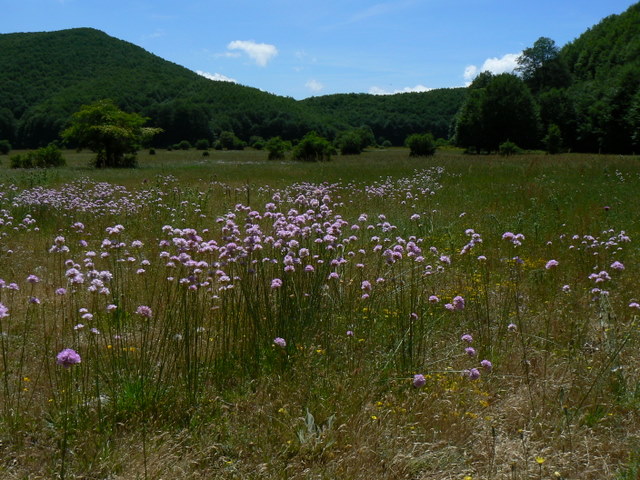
[{"left": 0, "top": 28, "right": 466, "bottom": 148}]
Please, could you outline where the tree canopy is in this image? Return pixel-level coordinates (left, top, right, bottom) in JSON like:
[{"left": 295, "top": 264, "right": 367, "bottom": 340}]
[{"left": 62, "top": 99, "right": 160, "bottom": 168}]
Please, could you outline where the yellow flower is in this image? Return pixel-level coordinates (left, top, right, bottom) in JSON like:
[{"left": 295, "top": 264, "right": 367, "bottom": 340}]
[{"left": 535, "top": 456, "right": 545, "bottom": 464}]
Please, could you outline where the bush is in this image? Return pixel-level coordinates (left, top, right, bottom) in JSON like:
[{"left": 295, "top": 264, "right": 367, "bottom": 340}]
[
  {"left": 10, "top": 144, "right": 66, "bottom": 168},
  {"left": 249, "top": 136, "right": 265, "bottom": 150},
  {"left": 202, "top": 150, "right": 210, "bottom": 157},
  {"left": 292, "top": 132, "right": 334, "bottom": 162},
  {"left": 544, "top": 124, "right": 563, "bottom": 154},
  {"left": 405, "top": 133, "right": 436, "bottom": 157},
  {"left": 380, "top": 139, "right": 392, "bottom": 148},
  {"left": 337, "top": 131, "right": 364, "bottom": 155},
  {"left": 265, "top": 136, "right": 292, "bottom": 160},
  {"left": 195, "top": 139, "right": 210, "bottom": 150},
  {"left": 0, "top": 139, "right": 11, "bottom": 155},
  {"left": 176, "top": 140, "right": 191, "bottom": 150},
  {"left": 498, "top": 140, "right": 522, "bottom": 156},
  {"left": 149, "top": 148, "right": 156, "bottom": 155},
  {"left": 219, "top": 131, "right": 246, "bottom": 150}
]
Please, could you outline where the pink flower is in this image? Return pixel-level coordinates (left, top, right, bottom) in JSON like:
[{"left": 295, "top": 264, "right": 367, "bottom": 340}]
[
  {"left": 136, "top": 305, "right": 152, "bottom": 318},
  {"left": 273, "top": 337, "right": 286, "bottom": 348},
  {"left": 56, "top": 348, "right": 81, "bottom": 368},
  {"left": 413, "top": 374, "right": 426, "bottom": 388},
  {"left": 545, "top": 259, "right": 559, "bottom": 269}
]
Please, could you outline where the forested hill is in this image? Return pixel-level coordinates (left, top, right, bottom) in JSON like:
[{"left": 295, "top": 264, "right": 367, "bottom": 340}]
[{"left": 0, "top": 28, "right": 465, "bottom": 148}]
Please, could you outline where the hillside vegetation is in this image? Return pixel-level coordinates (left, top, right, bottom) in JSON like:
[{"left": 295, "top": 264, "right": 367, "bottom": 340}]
[{"left": 0, "top": 28, "right": 464, "bottom": 149}]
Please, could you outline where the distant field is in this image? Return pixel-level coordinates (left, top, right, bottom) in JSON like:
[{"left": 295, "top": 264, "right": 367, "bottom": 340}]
[{"left": 0, "top": 149, "right": 639, "bottom": 479}]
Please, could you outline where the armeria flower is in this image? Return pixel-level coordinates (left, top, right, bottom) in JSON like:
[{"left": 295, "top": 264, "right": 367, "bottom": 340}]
[
  {"left": 273, "top": 337, "right": 286, "bottom": 348},
  {"left": 413, "top": 374, "right": 426, "bottom": 388},
  {"left": 55, "top": 287, "right": 67, "bottom": 295},
  {"left": 611, "top": 261, "right": 625, "bottom": 271},
  {"left": 545, "top": 259, "right": 559, "bottom": 269},
  {"left": 27, "top": 274, "right": 40, "bottom": 284},
  {"left": 270, "top": 278, "right": 283, "bottom": 289},
  {"left": 361, "top": 280, "right": 372, "bottom": 292},
  {"left": 428, "top": 295, "right": 440, "bottom": 304},
  {"left": 0, "top": 303, "right": 8, "bottom": 318},
  {"left": 56, "top": 348, "right": 81, "bottom": 368},
  {"left": 106, "top": 304, "right": 118, "bottom": 312},
  {"left": 562, "top": 284, "right": 571, "bottom": 293},
  {"left": 465, "top": 347, "right": 477, "bottom": 357},
  {"left": 346, "top": 330, "right": 354, "bottom": 337},
  {"left": 29, "top": 297, "right": 41, "bottom": 305},
  {"left": 507, "top": 323, "right": 517, "bottom": 332},
  {"left": 136, "top": 305, "right": 152, "bottom": 318},
  {"left": 452, "top": 295, "right": 465, "bottom": 311},
  {"left": 480, "top": 359, "right": 493, "bottom": 371},
  {"left": 461, "top": 334, "right": 473, "bottom": 343},
  {"left": 466, "top": 368, "right": 481, "bottom": 380},
  {"left": 629, "top": 302, "right": 640, "bottom": 309}
]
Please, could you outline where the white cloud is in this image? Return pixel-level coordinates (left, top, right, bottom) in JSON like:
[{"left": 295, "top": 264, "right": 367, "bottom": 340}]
[
  {"left": 305, "top": 79, "right": 324, "bottom": 92},
  {"left": 196, "top": 70, "right": 237, "bottom": 83},
  {"left": 368, "top": 84, "right": 433, "bottom": 95},
  {"left": 463, "top": 52, "right": 521, "bottom": 84},
  {"left": 227, "top": 40, "right": 278, "bottom": 67}
]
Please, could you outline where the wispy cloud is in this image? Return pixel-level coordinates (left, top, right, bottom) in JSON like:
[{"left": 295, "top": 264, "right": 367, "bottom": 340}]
[
  {"left": 305, "top": 79, "right": 324, "bottom": 92},
  {"left": 369, "top": 84, "right": 433, "bottom": 95},
  {"left": 463, "top": 52, "right": 521, "bottom": 84},
  {"left": 196, "top": 70, "right": 237, "bottom": 83},
  {"left": 227, "top": 40, "right": 278, "bottom": 67},
  {"left": 350, "top": 0, "right": 415, "bottom": 23}
]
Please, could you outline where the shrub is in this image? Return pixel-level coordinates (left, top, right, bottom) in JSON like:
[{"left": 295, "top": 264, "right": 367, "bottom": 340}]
[
  {"left": 292, "top": 132, "right": 334, "bottom": 162},
  {"left": 498, "top": 140, "right": 522, "bottom": 156},
  {"left": 544, "top": 124, "right": 563, "bottom": 154},
  {"left": 195, "top": 139, "right": 210, "bottom": 150},
  {"left": 249, "top": 136, "right": 265, "bottom": 150},
  {"left": 219, "top": 131, "right": 246, "bottom": 150},
  {"left": 337, "top": 131, "right": 364, "bottom": 155},
  {"left": 265, "top": 136, "right": 292, "bottom": 160},
  {"left": 10, "top": 144, "right": 66, "bottom": 168},
  {"left": 405, "top": 133, "right": 436, "bottom": 156},
  {"left": 149, "top": 148, "right": 156, "bottom": 155},
  {"left": 202, "top": 150, "right": 210, "bottom": 157},
  {"left": 0, "top": 139, "right": 11, "bottom": 155},
  {"left": 177, "top": 140, "right": 191, "bottom": 150}
]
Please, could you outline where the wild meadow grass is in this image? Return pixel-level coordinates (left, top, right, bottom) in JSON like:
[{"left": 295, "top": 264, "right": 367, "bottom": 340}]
[{"left": 0, "top": 148, "right": 640, "bottom": 478}]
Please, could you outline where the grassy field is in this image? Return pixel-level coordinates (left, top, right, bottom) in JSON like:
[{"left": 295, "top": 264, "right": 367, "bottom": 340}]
[{"left": 1, "top": 147, "right": 640, "bottom": 479}]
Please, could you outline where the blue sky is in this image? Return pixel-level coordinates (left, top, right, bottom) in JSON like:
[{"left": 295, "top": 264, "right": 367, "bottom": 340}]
[{"left": 2, "top": 0, "right": 636, "bottom": 99}]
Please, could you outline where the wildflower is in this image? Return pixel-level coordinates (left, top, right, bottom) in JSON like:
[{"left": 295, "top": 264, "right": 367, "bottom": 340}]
[
  {"left": 466, "top": 368, "right": 481, "bottom": 380},
  {"left": 74, "top": 324, "right": 84, "bottom": 330},
  {"left": 461, "top": 334, "right": 473, "bottom": 343},
  {"left": 562, "top": 284, "right": 571, "bottom": 293},
  {"left": 27, "top": 274, "right": 40, "bottom": 284},
  {"left": 361, "top": 280, "right": 372, "bottom": 292},
  {"left": 477, "top": 255, "right": 487, "bottom": 261},
  {"left": 273, "top": 337, "right": 286, "bottom": 348},
  {"left": 629, "top": 302, "right": 640, "bottom": 309},
  {"left": 346, "top": 330, "right": 354, "bottom": 337},
  {"left": 444, "top": 303, "right": 454, "bottom": 311},
  {"left": 480, "top": 359, "right": 493, "bottom": 371},
  {"left": 611, "top": 261, "right": 625, "bottom": 271},
  {"left": 465, "top": 347, "right": 477, "bottom": 357},
  {"left": 452, "top": 295, "right": 465, "bottom": 311},
  {"left": 271, "top": 278, "right": 283, "bottom": 289},
  {"left": 545, "top": 259, "right": 559, "bottom": 269},
  {"left": 428, "top": 295, "right": 439, "bottom": 304},
  {"left": 55, "top": 287, "right": 67, "bottom": 295},
  {"left": 136, "top": 305, "right": 152, "bottom": 318},
  {"left": 0, "top": 303, "right": 8, "bottom": 318},
  {"left": 413, "top": 374, "right": 426, "bottom": 388},
  {"left": 56, "top": 348, "right": 81, "bottom": 368},
  {"left": 29, "top": 297, "right": 41, "bottom": 305},
  {"left": 507, "top": 323, "right": 517, "bottom": 332},
  {"left": 106, "top": 304, "right": 118, "bottom": 312}
]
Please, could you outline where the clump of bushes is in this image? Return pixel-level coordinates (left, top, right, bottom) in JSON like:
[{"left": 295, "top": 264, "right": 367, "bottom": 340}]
[
  {"left": 498, "top": 140, "right": 523, "bottom": 156},
  {"left": 195, "top": 139, "right": 210, "bottom": 150},
  {"left": 265, "top": 136, "right": 292, "bottom": 160},
  {"left": 0, "top": 139, "right": 11, "bottom": 155},
  {"left": 10, "top": 144, "right": 66, "bottom": 168},
  {"left": 405, "top": 133, "right": 437, "bottom": 156},
  {"left": 292, "top": 132, "right": 334, "bottom": 162}
]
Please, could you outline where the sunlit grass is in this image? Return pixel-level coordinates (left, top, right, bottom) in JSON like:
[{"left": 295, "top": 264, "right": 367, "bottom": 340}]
[{"left": 0, "top": 148, "right": 639, "bottom": 478}]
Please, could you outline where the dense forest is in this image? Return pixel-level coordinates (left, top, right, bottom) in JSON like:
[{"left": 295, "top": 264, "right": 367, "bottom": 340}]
[
  {"left": 455, "top": 2, "right": 640, "bottom": 154},
  {"left": 0, "top": 28, "right": 464, "bottom": 149},
  {"left": 0, "top": 2, "right": 639, "bottom": 153}
]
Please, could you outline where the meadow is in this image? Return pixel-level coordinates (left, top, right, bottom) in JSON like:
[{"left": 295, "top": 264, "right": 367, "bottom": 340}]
[{"left": 0, "top": 147, "right": 639, "bottom": 479}]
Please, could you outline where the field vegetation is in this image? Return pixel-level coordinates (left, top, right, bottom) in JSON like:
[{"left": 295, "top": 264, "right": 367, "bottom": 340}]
[{"left": 0, "top": 148, "right": 639, "bottom": 479}]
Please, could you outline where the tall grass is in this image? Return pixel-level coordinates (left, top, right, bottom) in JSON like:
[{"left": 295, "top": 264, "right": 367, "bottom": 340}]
[{"left": 0, "top": 149, "right": 639, "bottom": 478}]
